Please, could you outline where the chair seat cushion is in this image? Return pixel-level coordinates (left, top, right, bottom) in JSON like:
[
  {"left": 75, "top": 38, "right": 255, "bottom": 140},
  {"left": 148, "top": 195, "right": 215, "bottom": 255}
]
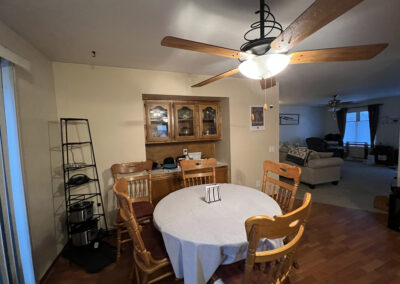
[
  {"left": 215, "top": 261, "right": 290, "bottom": 284},
  {"left": 116, "top": 201, "right": 154, "bottom": 224},
  {"left": 141, "top": 223, "right": 168, "bottom": 260},
  {"left": 133, "top": 201, "right": 154, "bottom": 219}
]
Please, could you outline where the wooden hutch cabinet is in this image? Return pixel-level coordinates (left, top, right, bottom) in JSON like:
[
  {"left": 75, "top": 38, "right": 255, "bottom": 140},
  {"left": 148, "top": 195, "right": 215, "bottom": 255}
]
[
  {"left": 199, "top": 103, "right": 221, "bottom": 140},
  {"left": 144, "top": 101, "right": 173, "bottom": 143},
  {"left": 144, "top": 99, "right": 221, "bottom": 144},
  {"left": 173, "top": 103, "right": 198, "bottom": 141}
]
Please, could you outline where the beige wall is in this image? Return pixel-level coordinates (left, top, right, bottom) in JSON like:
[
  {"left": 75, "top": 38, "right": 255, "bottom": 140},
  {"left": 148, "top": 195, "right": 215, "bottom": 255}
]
[
  {"left": 280, "top": 105, "right": 325, "bottom": 146},
  {"left": 0, "top": 20, "right": 59, "bottom": 280},
  {"left": 53, "top": 62, "right": 280, "bottom": 224},
  {"left": 215, "top": 98, "right": 231, "bottom": 180}
]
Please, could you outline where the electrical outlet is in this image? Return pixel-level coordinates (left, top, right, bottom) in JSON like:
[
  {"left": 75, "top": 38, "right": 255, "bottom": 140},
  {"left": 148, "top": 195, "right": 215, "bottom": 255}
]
[
  {"left": 183, "top": 148, "right": 188, "bottom": 156},
  {"left": 256, "top": 180, "right": 261, "bottom": 187},
  {"left": 269, "top": 146, "right": 275, "bottom": 153}
]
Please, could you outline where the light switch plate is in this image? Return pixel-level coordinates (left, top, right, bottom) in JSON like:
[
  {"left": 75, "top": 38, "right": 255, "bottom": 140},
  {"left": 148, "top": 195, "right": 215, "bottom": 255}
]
[{"left": 269, "top": 146, "right": 275, "bottom": 153}]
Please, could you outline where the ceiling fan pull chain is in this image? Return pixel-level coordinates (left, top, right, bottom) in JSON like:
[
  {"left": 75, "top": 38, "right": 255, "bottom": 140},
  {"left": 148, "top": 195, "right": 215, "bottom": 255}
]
[{"left": 264, "top": 78, "right": 267, "bottom": 110}]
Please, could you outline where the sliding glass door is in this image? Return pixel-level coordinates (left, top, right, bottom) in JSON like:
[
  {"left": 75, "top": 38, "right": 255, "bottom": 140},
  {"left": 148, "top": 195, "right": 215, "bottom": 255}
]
[{"left": 0, "top": 59, "right": 35, "bottom": 283}]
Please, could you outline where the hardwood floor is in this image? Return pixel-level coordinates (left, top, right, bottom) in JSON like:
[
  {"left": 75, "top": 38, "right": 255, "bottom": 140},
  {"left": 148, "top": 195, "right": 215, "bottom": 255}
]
[
  {"left": 291, "top": 201, "right": 400, "bottom": 283},
  {"left": 42, "top": 201, "right": 400, "bottom": 284}
]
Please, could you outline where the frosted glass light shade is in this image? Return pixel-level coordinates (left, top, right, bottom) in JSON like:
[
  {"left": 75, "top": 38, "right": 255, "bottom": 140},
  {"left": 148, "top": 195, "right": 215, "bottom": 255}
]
[{"left": 238, "top": 54, "right": 290, "bottom": 80}]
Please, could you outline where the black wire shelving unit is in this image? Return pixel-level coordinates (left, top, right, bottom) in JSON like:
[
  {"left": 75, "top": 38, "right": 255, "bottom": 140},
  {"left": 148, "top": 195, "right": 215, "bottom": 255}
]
[{"left": 60, "top": 118, "right": 108, "bottom": 241}]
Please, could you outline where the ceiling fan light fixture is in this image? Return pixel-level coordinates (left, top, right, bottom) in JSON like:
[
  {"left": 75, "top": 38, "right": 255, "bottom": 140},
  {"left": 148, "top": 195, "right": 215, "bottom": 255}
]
[
  {"left": 328, "top": 107, "right": 342, "bottom": 112},
  {"left": 238, "top": 54, "right": 290, "bottom": 80}
]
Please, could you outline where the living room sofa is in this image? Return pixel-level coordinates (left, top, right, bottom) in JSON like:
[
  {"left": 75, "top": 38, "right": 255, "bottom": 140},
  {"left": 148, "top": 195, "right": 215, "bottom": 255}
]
[{"left": 280, "top": 146, "right": 344, "bottom": 188}]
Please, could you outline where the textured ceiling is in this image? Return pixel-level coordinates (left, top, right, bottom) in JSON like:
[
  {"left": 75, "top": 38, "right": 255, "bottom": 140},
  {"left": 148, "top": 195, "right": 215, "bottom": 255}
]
[{"left": 0, "top": 0, "right": 399, "bottom": 104}]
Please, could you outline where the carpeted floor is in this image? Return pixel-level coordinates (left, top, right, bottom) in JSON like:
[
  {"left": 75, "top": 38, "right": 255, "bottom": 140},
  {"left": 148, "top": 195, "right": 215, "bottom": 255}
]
[{"left": 295, "top": 160, "right": 397, "bottom": 212}]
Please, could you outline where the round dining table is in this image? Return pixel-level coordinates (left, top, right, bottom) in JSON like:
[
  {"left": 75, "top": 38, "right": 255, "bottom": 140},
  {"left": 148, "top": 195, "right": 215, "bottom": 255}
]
[{"left": 153, "top": 183, "right": 283, "bottom": 284}]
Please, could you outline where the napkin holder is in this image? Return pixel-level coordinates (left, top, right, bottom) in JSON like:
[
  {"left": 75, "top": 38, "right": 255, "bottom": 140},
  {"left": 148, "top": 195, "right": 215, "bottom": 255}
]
[{"left": 205, "top": 184, "right": 221, "bottom": 203}]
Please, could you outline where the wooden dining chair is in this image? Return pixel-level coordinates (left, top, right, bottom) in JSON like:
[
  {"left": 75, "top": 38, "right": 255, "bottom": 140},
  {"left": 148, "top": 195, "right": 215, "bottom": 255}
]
[
  {"left": 262, "top": 160, "right": 301, "bottom": 214},
  {"left": 113, "top": 178, "right": 174, "bottom": 284},
  {"left": 180, "top": 158, "right": 217, "bottom": 187},
  {"left": 214, "top": 192, "right": 312, "bottom": 284},
  {"left": 111, "top": 160, "right": 154, "bottom": 260}
]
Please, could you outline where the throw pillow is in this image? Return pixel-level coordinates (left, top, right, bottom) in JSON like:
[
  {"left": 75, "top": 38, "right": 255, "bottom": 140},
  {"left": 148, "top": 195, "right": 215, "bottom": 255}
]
[{"left": 286, "top": 147, "right": 312, "bottom": 166}]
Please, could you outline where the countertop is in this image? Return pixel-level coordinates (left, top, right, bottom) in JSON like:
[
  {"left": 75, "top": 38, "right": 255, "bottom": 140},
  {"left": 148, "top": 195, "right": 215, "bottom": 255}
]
[
  {"left": 116, "top": 161, "right": 228, "bottom": 179},
  {"left": 152, "top": 161, "right": 228, "bottom": 176}
]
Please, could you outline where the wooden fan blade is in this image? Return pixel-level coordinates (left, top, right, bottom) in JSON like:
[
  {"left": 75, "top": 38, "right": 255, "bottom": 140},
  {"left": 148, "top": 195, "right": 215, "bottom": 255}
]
[
  {"left": 260, "top": 77, "right": 277, "bottom": 90},
  {"left": 161, "top": 36, "right": 241, "bottom": 59},
  {"left": 192, "top": 68, "right": 239, "bottom": 88},
  {"left": 290, "top": 43, "right": 388, "bottom": 64},
  {"left": 271, "top": 0, "right": 363, "bottom": 52}
]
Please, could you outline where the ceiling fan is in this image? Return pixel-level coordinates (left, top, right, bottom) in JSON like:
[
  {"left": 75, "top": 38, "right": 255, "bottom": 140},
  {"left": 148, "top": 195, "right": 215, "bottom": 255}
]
[
  {"left": 327, "top": 94, "right": 352, "bottom": 112},
  {"left": 161, "top": 0, "right": 388, "bottom": 90}
]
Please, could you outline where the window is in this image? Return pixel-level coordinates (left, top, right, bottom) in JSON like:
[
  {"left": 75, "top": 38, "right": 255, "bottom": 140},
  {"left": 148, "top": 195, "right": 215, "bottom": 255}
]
[{"left": 343, "top": 110, "right": 371, "bottom": 144}]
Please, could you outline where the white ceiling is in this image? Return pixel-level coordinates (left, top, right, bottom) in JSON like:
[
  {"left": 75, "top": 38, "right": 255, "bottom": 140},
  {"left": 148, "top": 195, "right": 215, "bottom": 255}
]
[{"left": 0, "top": 0, "right": 400, "bottom": 105}]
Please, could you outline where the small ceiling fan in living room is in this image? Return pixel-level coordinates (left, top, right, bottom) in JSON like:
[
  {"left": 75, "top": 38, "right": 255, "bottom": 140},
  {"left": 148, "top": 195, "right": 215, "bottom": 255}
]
[
  {"left": 161, "top": 0, "right": 388, "bottom": 90},
  {"left": 327, "top": 94, "right": 352, "bottom": 112}
]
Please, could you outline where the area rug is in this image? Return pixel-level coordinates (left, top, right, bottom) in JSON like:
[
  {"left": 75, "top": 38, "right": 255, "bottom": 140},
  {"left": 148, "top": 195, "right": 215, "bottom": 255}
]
[
  {"left": 62, "top": 241, "right": 116, "bottom": 273},
  {"left": 295, "top": 160, "right": 397, "bottom": 212}
]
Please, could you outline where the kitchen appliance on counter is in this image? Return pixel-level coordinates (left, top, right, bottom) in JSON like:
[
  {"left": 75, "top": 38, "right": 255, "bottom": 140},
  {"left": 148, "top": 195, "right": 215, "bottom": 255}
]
[
  {"left": 188, "top": 152, "right": 202, "bottom": 160},
  {"left": 67, "top": 174, "right": 90, "bottom": 186},
  {"left": 71, "top": 219, "right": 99, "bottom": 246},
  {"left": 163, "top": 157, "right": 177, "bottom": 169},
  {"left": 70, "top": 201, "right": 94, "bottom": 223}
]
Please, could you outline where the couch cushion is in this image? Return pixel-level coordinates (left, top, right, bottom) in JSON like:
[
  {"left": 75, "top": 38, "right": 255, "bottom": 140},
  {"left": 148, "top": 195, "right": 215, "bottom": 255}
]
[
  {"left": 318, "top": 152, "right": 334, "bottom": 158},
  {"left": 286, "top": 147, "right": 312, "bottom": 166},
  {"left": 279, "top": 146, "right": 289, "bottom": 153},
  {"left": 307, "top": 157, "right": 344, "bottom": 169},
  {"left": 308, "top": 151, "right": 320, "bottom": 160}
]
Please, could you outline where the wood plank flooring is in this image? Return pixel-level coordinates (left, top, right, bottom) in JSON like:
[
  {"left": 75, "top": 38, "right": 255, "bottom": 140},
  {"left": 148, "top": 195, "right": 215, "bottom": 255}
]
[{"left": 42, "top": 201, "right": 400, "bottom": 283}]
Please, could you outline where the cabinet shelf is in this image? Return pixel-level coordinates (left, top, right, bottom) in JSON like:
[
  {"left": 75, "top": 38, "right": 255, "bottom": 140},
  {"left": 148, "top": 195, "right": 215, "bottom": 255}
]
[
  {"left": 69, "top": 193, "right": 101, "bottom": 206},
  {"left": 150, "top": 119, "right": 168, "bottom": 122},
  {"left": 63, "top": 141, "right": 92, "bottom": 146},
  {"left": 60, "top": 118, "right": 108, "bottom": 240},
  {"left": 64, "top": 164, "right": 96, "bottom": 171},
  {"left": 66, "top": 178, "right": 99, "bottom": 189},
  {"left": 69, "top": 214, "right": 105, "bottom": 227}
]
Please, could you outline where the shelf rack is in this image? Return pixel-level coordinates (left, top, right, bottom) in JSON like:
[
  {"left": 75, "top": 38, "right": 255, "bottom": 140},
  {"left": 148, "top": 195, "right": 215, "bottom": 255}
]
[{"left": 60, "top": 118, "right": 108, "bottom": 241}]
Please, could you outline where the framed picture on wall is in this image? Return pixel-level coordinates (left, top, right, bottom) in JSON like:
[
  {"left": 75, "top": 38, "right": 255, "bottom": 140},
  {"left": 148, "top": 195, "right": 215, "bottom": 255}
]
[
  {"left": 280, "top": 113, "right": 299, "bottom": 125},
  {"left": 250, "top": 105, "right": 265, "bottom": 131}
]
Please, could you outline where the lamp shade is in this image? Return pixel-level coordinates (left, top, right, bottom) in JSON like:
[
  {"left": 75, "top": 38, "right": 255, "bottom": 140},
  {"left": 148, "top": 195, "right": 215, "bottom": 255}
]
[{"left": 238, "top": 54, "right": 290, "bottom": 80}]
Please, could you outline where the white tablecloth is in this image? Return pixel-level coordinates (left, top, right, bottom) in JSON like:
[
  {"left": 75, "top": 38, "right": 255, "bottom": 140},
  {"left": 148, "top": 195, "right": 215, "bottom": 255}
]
[{"left": 153, "top": 184, "right": 283, "bottom": 284}]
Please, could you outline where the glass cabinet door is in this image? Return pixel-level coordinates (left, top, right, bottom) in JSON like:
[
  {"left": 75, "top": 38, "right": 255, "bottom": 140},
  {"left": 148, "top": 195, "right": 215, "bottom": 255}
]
[
  {"left": 199, "top": 104, "right": 220, "bottom": 139},
  {"left": 174, "top": 104, "right": 196, "bottom": 140},
  {"left": 146, "top": 102, "right": 172, "bottom": 142}
]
